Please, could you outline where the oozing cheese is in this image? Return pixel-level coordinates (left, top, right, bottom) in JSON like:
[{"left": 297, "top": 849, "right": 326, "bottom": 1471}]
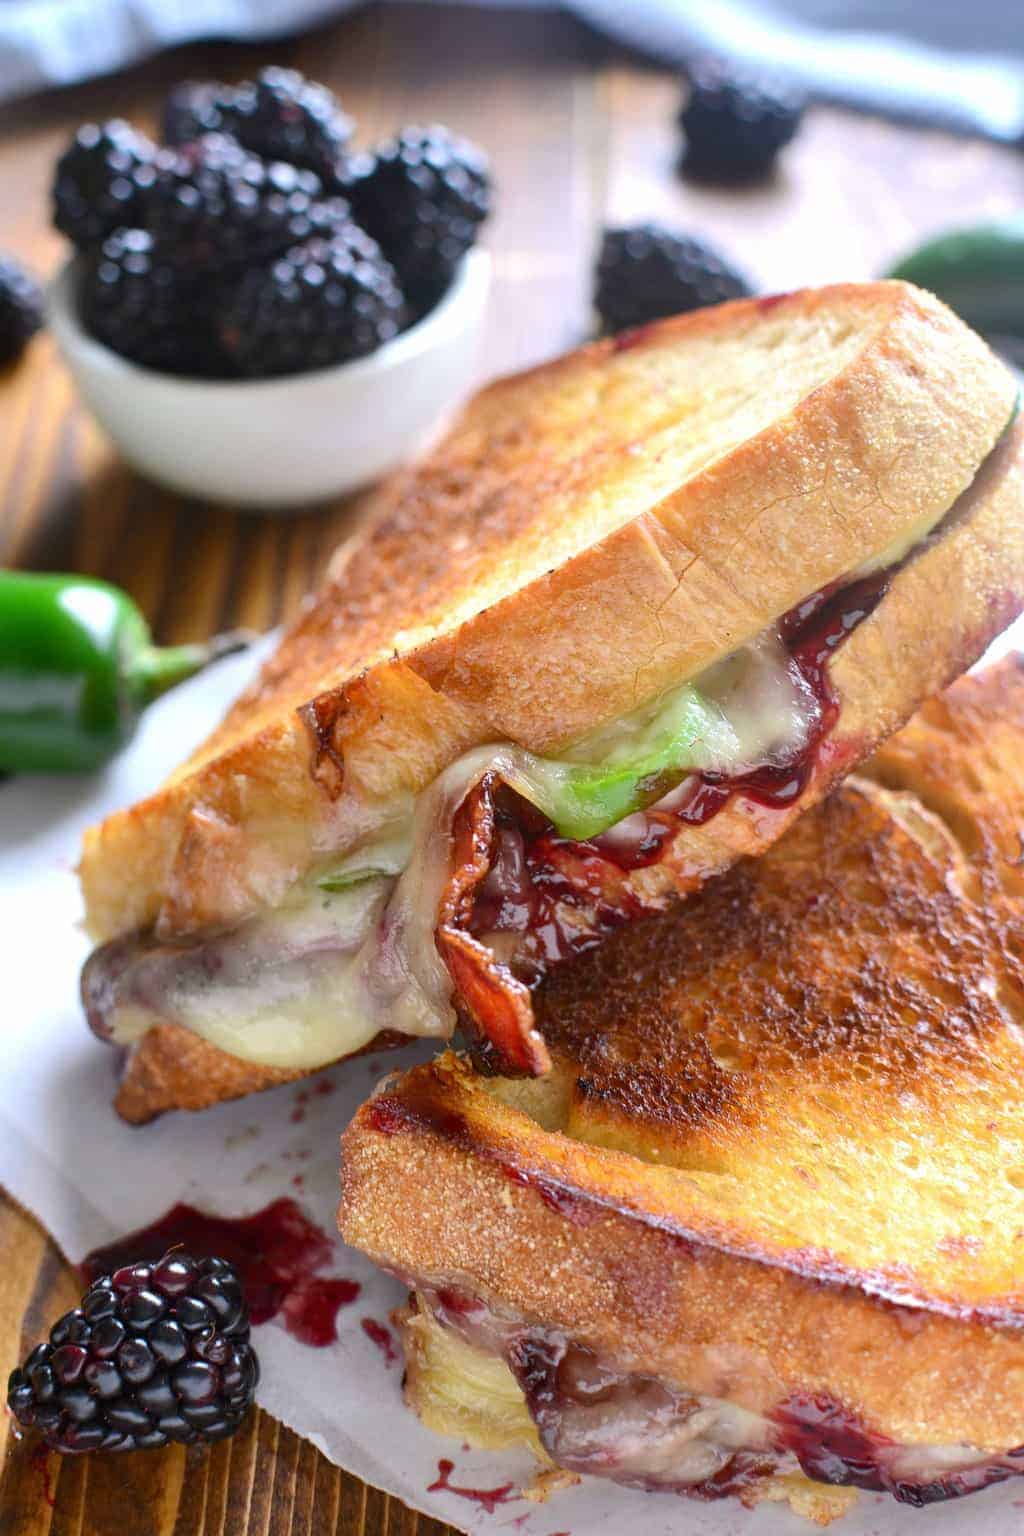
[{"left": 100, "top": 631, "right": 821, "bottom": 1070}]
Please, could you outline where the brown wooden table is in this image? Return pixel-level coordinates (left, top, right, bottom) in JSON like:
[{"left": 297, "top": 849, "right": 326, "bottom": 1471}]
[{"left": 1, "top": 6, "right": 1022, "bottom": 1531}]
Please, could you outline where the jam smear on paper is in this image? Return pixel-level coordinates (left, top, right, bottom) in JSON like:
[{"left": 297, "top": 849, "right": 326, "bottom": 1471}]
[
  {"left": 427, "top": 1457, "right": 518, "bottom": 1513},
  {"left": 82, "top": 1198, "right": 359, "bottom": 1347}
]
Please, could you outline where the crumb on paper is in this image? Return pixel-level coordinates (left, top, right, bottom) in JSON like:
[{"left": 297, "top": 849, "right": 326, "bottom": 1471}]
[{"left": 521, "top": 1467, "right": 581, "bottom": 1503}]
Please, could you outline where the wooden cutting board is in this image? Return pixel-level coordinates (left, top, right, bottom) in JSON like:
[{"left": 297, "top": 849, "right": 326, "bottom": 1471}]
[{"left": 2, "top": 5, "right": 1022, "bottom": 1529}]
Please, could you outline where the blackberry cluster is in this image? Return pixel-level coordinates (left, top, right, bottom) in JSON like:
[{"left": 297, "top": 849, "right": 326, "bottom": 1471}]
[
  {"left": 53, "top": 69, "right": 491, "bottom": 378},
  {"left": 679, "top": 59, "right": 806, "bottom": 182},
  {"left": 0, "top": 255, "right": 43, "bottom": 365},
  {"left": 7, "top": 1252, "right": 258, "bottom": 1453},
  {"left": 141, "top": 136, "right": 328, "bottom": 271},
  {"left": 595, "top": 225, "right": 752, "bottom": 334},
  {"left": 81, "top": 229, "right": 218, "bottom": 375},
  {"left": 342, "top": 125, "right": 492, "bottom": 316},
  {"left": 164, "top": 68, "right": 353, "bottom": 183},
  {"left": 220, "top": 227, "right": 406, "bottom": 378}
]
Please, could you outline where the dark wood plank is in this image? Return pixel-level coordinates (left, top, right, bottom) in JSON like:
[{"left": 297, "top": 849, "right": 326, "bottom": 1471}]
[{"left": 2, "top": 3, "right": 1023, "bottom": 1531}]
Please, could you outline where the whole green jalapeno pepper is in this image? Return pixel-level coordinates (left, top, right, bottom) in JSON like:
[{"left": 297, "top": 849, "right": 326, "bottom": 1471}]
[{"left": 0, "top": 571, "right": 251, "bottom": 773}]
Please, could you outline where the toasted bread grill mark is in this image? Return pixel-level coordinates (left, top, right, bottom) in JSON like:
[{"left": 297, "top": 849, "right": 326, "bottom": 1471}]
[
  {"left": 339, "top": 661, "right": 1024, "bottom": 1452},
  {"left": 81, "top": 282, "right": 1017, "bottom": 952}
]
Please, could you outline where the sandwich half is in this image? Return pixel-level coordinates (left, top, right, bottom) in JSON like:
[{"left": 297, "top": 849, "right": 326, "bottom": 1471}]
[
  {"left": 340, "top": 658, "right": 1024, "bottom": 1522},
  {"left": 80, "top": 281, "right": 1024, "bottom": 1120}
]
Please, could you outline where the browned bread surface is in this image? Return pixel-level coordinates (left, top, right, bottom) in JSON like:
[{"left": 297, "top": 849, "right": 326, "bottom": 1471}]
[
  {"left": 340, "top": 659, "right": 1024, "bottom": 1452},
  {"left": 109, "top": 411, "right": 1024, "bottom": 1122},
  {"left": 81, "top": 282, "right": 1016, "bottom": 947}
]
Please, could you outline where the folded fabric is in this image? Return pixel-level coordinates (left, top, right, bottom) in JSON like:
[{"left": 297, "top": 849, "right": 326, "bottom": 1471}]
[{"left": 1, "top": 0, "right": 1022, "bottom": 141}]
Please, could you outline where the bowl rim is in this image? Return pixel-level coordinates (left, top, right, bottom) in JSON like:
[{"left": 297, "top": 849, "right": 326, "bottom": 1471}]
[{"left": 47, "top": 246, "right": 492, "bottom": 395}]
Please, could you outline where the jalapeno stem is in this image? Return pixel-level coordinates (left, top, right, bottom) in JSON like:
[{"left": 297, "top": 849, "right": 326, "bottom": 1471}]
[{"left": 133, "top": 629, "right": 257, "bottom": 704}]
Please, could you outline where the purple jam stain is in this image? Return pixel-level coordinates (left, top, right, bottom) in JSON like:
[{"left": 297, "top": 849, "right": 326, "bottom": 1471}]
[
  {"left": 360, "top": 1317, "right": 398, "bottom": 1364},
  {"left": 427, "top": 1457, "right": 518, "bottom": 1513},
  {"left": 29, "top": 1444, "right": 56, "bottom": 1508},
  {"left": 82, "top": 1198, "right": 359, "bottom": 1348},
  {"left": 281, "top": 1278, "right": 361, "bottom": 1347}
]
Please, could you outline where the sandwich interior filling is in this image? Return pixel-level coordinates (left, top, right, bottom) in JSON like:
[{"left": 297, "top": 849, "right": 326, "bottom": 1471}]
[
  {"left": 400, "top": 1286, "right": 1024, "bottom": 1506},
  {"left": 82, "top": 570, "right": 884, "bottom": 1070},
  {"left": 83, "top": 390, "right": 1020, "bottom": 1076}
]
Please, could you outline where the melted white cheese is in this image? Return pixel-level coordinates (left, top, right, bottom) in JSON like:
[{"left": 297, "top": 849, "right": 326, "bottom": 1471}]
[{"left": 106, "top": 632, "right": 820, "bottom": 1070}]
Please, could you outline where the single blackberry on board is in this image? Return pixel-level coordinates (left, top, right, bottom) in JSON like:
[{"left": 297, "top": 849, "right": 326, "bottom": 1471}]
[
  {"left": 142, "top": 136, "right": 326, "bottom": 273},
  {"left": 80, "top": 228, "right": 228, "bottom": 377},
  {"left": 225, "top": 68, "right": 354, "bottom": 182},
  {"left": 595, "top": 225, "right": 753, "bottom": 334},
  {"left": 679, "top": 58, "right": 806, "bottom": 182},
  {"left": 218, "top": 225, "right": 406, "bottom": 377},
  {"left": 342, "top": 124, "right": 491, "bottom": 315},
  {"left": 7, "top": 1252, "right": 259, "bottom": 1453},
  {"left": 0, "top": 255, "right": 43, "bottom": 364},
  {"left": 52, "top": 120, "right": 161, "bottom": 248}
]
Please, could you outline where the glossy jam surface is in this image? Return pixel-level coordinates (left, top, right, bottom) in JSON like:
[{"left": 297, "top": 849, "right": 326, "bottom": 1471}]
[
  {"left": 83, "top": 1199, "right": 359, "bottom": 1348},
  {"left": 775, "top": 1395, "right": 1024, "bottom": 1506},
  {"left": 465, "top": 570, "right": 891, "bottom": 975},
  {"left": 413, "top": 1293, "right": 1024, "bottom": 1509}
]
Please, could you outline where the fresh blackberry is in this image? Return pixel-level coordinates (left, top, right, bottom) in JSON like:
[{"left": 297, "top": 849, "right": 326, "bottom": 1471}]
[
  {"left": 53, "top": 120, "right": 162, "bottom": 248},
  {"left": 219, "top": 225, "right": 406, "bottom": 377},
  {"left": 0, "top": 255, "right": 43, "bottom": 364},
  {"left": 7, "top": 1252, "right": 259, "bottom": 1453},
  {"left": 342, "top": 125, "right": 491, "bottom": 315},
  {"left": 679, "top": 59, "right": 806, "bottom": 182},
  {"left": 226, "top": 68, "right": 353, "bottom": 182},
  {"left": 142, "top": 136, "right": 327, "bottom": 273},
  {"left": 163, "top": 70, "right": 352, "bottom": 184},
  {"left": 595, "top": 225, "right": 752, "bottom": 334},
  {"left": 162, "top": 81, "right": 236, "bottom": 146},
  {"left": 80, "top": 228, "right": 228, "bottom": 377}
]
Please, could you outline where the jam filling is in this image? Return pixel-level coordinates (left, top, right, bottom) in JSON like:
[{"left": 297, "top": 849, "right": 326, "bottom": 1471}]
[
  {"left": 461, "top": 570, "right": 890, "bottom": 984},
  {"left": 414, "top": 1290, "right": 1024, "bottom": 1508}
]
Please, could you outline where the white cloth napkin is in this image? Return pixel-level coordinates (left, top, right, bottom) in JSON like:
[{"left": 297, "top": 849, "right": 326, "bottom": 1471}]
[{"left": 2, "top": 621, "right": 1023, "bottom": 1533}]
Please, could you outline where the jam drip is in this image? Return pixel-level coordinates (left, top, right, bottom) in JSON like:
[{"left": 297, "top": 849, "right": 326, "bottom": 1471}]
[{"left": 466, "top": 569, "right": 890, "bottom": 976}]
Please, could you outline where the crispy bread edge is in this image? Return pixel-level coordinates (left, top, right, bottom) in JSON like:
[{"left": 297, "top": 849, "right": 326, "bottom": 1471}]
[{"left": 339, "top": 1052, "right": 1024, "bottom": 1453}]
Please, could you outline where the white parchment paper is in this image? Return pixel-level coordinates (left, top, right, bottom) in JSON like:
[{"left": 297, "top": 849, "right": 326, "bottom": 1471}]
[{"left": 3, "top": 621, "right": 1024, "bottom": 1536}]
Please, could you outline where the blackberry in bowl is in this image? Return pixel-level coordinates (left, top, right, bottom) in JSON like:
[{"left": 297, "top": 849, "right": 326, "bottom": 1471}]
[
  {"left": 341, "top": 124, "right": 492, "bottom": 317},
  {"left": 46, "top": 77, "right": 493, "bottom": 509},
  {"left": 49, "top": 246, "right": 490, "bottom": 508}
]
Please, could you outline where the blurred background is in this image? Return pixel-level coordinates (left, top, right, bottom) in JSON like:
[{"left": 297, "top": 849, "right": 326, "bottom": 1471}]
[
  {"left": 2, "top": 2, "right": 1023, "bottom": 551},
  {"left": 0, "top": 0, "right": 1021, "bottom": 688}
]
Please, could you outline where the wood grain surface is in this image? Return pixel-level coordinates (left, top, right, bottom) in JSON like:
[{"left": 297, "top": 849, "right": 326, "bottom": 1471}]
[{"left": 2, "top": 5, "right": 1023, "bottom": 1531}]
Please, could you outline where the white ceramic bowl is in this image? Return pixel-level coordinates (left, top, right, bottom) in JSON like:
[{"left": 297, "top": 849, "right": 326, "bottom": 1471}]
[{"left": 48, "top": 249, "right": 491, "bottom": 510}]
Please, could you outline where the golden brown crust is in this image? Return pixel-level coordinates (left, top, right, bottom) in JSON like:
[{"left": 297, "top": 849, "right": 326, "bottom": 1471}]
[
  {"left": 110, "top": 411, "right": 1024, "bottom": 1122},
  {"left": 81, "top": 282, "right": 1016, "bottom": 945},
  {"left": 113, "top": 1025, "right": 406, "bottom": 1125},
  {"left": 339, "top": 659, "right": 1024, "bottom": 1453}
]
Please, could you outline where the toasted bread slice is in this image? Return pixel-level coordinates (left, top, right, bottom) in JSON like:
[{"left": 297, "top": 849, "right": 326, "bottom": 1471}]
[
  {"left": 340, "top": 658, "right": 1024, "bottom": 1517},
  {"left": 83, "top": 283, "right": 1013, "bottom": 941},
  {"left": 80, "top": 283, "right": 1024, "bottom": 1121}
]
